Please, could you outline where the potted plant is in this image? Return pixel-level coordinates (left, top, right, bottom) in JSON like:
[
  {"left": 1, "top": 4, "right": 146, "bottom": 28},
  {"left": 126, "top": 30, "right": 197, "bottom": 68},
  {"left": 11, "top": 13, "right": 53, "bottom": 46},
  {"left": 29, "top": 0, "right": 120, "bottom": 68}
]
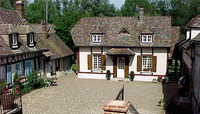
[
  {"left": 129, "top": 71, "right": 135, "bottom": 81},
  {"left": 106, "top": 70, "right": 111, "bottom": 80}
]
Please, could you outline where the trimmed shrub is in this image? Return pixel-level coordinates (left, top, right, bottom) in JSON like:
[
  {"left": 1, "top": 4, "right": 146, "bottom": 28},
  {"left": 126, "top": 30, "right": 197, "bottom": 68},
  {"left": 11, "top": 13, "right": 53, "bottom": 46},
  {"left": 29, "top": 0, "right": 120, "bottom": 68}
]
[
  {"left": 129, "top": 71, "right": 135, "bottom": 81},
  {"left": 106, "top": 70, "right": 111, "bottom": 80}
]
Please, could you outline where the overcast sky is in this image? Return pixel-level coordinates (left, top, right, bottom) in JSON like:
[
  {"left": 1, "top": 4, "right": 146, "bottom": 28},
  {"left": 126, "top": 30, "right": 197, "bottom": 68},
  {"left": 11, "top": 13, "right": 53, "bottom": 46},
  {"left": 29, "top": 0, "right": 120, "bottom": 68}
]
[
  {"left": 109, "top": 0, "right": 125, "bottom": 9},
  {"left": 27, "top": 0, "right": 125, "bottom": 9}
]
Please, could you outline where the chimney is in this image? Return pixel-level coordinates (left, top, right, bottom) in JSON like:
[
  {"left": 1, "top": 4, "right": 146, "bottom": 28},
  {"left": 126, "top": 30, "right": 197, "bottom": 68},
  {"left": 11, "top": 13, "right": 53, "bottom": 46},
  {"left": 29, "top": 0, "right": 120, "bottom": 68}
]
[
  {"left": 139, "top": 6, "right": 144, "bottom": 23},
  {"left": 41, "top": 20, "right": 48, "bottom": 37},
  {"left": 15, "top": 1, "right": 24, "bottom": 19}
]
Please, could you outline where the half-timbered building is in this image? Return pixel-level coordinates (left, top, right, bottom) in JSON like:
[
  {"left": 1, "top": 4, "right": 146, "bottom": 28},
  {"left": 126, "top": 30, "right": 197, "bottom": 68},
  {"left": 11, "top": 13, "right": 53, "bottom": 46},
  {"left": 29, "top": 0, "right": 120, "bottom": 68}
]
[
  {"left": 71, "top": 6, "right": 180, "bottom": 81},
  {"left": 0, "top": 1, "right": 74, "bottom": 84}
]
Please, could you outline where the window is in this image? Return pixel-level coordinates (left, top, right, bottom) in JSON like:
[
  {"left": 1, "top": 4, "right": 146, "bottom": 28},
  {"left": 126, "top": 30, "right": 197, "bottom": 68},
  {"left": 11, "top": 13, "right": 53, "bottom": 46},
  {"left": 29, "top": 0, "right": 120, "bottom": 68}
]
[
  {"left": 118, "top": 58, "right": 125, "bottom": 69},
  {"left": 142, "top": 35, "right": 152, "bottom": 42},
  {"left": 28, "top": 33, "right": 34, "bottom": 47},
  {"left": 12, "top": 34, "right": 17, "bottom": 45},
  {"left": 142, "top": 56, "right": 152, "bottom": 71},
  {"left": 30, "top": 33, "right": 34, "bottom": 44},
  {"left": 92, "top": 35, "right": 101, "bottom": 43},
  {"left": 93, "top": 55, "right": 101, "bottom": 69}
]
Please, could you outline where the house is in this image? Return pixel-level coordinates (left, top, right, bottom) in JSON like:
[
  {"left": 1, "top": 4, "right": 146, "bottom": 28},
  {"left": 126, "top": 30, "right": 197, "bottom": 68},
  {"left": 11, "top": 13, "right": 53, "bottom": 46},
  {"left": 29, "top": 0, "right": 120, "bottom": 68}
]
[
  {"left": 71, "top": 6, "right": 180, "bottom": 81},
  {"left": 179, "top": 15, "right": 200, "bottom": 113},
  {"left": 0, "top": 1, "right": 74, "bottom": 84}
]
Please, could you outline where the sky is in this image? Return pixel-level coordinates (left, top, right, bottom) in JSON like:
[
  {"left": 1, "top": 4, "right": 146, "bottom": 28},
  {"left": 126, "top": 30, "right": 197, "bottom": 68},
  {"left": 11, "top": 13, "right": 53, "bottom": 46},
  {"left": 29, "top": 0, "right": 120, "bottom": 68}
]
[
  {"left": 109, "top": 0, "right": 125, "bottom": 9},
  {"left": 28, "top": 0, "right": 125, "bottom": 9}
]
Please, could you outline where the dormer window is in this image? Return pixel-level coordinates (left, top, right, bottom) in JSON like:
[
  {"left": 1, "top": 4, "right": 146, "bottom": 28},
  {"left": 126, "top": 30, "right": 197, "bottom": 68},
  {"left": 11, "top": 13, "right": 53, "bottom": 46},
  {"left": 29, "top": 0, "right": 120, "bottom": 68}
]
[
  {"left": 27, "top": 33, "right": 35, "bottom": 47},
  {"left": 92, "top": 35, "right": 101, "bottom": 43},
  {"left": 12, "top": 34, "right": 17, "bottom": 45},
  {"left": 141, "top": 35, "right": 153, "bottom": 42},
  {"left": 9, "top": 33, "right": 19, "bottom": 49}
]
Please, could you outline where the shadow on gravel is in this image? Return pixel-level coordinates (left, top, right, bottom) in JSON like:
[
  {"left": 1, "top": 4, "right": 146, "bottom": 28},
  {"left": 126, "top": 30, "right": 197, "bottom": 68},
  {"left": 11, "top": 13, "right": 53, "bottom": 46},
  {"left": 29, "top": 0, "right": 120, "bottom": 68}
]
[{"left": 129, "top": 104, "right": 139, "bottom": 114}]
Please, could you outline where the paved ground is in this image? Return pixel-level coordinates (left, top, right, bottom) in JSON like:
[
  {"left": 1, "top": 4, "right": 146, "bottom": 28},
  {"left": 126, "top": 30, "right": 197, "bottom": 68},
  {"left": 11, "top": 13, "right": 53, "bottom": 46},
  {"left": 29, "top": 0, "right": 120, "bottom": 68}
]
[{"left": 22, "top": 72, "right": 165, "bottom": 114}]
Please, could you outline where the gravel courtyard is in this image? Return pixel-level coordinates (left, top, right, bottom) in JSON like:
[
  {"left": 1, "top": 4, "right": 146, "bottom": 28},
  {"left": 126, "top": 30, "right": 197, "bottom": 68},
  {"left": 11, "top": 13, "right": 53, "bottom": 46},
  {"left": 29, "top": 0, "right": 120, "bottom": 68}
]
[{"left": 22, "top": 72, "right": 165, "bottom": 114}]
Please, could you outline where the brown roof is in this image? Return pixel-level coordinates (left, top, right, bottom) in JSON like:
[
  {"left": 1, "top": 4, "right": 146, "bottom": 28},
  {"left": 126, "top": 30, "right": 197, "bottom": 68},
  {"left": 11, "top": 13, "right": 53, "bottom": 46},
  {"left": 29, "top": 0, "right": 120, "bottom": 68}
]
[
  {"left": 186, "top": 15, "right": 200, "bottom": 28},
  {"left": 0, "top": 32, "right": 48, "bottom": 57},
  {"left": 0, "top": 8, "right": 25, "bottom": 24},
  {"left": 34, "top": 33, "right": 74, "bottom": 60},
  {"left": 71, "top": 16, "right": 180, "bottom": 47},
  {"left": 106, "top": 48, "right": 135, "bottom": 55},
  {"left": 0, "top": 8, "right": 74, "bottom": 59}
]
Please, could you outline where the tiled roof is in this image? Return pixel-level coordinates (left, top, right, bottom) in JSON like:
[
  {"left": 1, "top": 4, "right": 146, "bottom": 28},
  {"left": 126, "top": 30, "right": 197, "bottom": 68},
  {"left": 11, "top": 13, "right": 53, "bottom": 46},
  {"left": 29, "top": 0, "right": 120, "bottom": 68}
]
[
  {"left": 35, "top": 33, "right": 74, "bottom": 59},
  {"left": 106, "top": 48, "right": 135, "bottom": 55},
  {"left": 71, "top": 16, "right": 180, "bottom": 47},
  {"left": 30, "top": 25, "right": 74, "bottom": 59},
  {"left": 186, "top": 15, "right": 200, "bottom": 28},
  {"left": 0, "top": 8, "right": 74, "bottom": 59},
  {"left": 30, "top": 24, "right": 55, "bottom": 33},
  {"left": 0, "top": 31, "right": 48, "bottom": 57},
  {"left": 0, "top": 8, "right": 25, "bottom": 24}
]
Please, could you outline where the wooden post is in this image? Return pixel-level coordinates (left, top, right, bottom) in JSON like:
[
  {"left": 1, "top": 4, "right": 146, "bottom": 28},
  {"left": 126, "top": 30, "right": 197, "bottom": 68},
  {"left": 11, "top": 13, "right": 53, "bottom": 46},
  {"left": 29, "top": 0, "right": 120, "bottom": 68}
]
[{"left": 174, "top": 59, "right": 178, "bottom": 81}]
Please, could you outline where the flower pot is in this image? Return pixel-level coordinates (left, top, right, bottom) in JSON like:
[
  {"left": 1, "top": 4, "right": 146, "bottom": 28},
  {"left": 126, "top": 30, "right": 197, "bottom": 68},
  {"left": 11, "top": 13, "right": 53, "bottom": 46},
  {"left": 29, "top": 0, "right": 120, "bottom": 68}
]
[{"left": 1, "top": 94, "right": 14, "bottom": 110}]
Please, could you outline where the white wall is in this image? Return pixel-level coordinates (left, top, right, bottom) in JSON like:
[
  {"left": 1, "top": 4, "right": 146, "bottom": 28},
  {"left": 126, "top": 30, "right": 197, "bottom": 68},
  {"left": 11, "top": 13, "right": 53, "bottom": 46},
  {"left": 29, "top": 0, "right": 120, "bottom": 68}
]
[
  {"left": 186, "top": 29, "right": 190, "bottom": 39},
  {"left": 153, "top": 48, "right": 168, "bottom": 75},
  {"left": 187, "top": 28, "right": 200, "bottom": 39},
  {"left": 79, "top": 47, "right": 91, "bottom": 72},
  {"left": 191, "top": 28, "right": 200, "bottom": 39},
  {"left": 78, "top": 47, "right": 168, "bottom": 81}
]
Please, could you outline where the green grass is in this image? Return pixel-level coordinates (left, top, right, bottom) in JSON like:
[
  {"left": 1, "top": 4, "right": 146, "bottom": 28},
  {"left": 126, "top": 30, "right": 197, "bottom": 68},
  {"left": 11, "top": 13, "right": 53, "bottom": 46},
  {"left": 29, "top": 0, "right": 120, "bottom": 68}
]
[{"left": 72, "top": 64, "right": 77, "bottom": 71}]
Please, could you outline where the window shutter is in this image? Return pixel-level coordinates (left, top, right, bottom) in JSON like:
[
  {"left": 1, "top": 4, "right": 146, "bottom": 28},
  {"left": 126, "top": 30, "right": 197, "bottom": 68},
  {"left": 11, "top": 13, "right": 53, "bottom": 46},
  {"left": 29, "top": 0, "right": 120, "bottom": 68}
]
[
  {"left": 88, "top": 54, "right": 92, "bottom": 70},
  {"left": 152, "top": 56, "right": 157, "bottom": 72},
  {"left": 27, "top": 33, "right": 30, "bottom": 46},
  {"left": 125, "top": 57, "right": 129, "bottom": 78},
  {"left": 101, "top": 55, "right": 106, "bottom": 70},
  {"left": 137, "top": 56, "right": 142, "bottom": 71},
  {"left": 113, "top": 57, "right": 117, "bottom": 78},
  {"left": 9, "top": 34, "right": 12, "bottom": 48}
]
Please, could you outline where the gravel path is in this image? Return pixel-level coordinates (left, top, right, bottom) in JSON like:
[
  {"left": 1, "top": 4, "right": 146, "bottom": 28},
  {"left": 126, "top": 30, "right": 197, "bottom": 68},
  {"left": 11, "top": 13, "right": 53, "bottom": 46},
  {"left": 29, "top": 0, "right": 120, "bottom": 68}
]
[{"left": 22, "top": 72, "right": 164, "bottom": 114}]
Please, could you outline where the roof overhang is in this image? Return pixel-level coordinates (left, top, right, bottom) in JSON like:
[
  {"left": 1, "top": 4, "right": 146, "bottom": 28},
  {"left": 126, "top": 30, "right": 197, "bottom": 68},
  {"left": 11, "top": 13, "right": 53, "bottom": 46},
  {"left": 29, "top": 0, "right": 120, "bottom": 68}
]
[
  {"left": 42, "top": 51, "right": 53, "bottom": 57},
  {"left": 106, "top": 48, "right": 135, "bottom": 56}
]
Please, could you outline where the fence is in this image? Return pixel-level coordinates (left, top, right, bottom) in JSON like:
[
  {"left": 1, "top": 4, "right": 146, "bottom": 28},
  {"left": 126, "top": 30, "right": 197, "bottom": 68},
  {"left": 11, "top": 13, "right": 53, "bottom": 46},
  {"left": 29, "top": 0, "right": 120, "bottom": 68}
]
[
  {"left": 0, "top": 79, "right": 23, "bottom": 114},
  {"left": 115, "top": 84, "right": 124, "bottom": 100}
]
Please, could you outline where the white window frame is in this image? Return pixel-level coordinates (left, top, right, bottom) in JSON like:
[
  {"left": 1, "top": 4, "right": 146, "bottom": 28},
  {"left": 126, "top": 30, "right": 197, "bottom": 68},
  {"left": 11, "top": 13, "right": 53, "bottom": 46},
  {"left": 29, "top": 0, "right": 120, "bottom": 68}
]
[
  {"left": 93, "top": 55, "right": 101, "bottom": 69},
  {"left": 12, "top": 34, "right": 17, "bottom": 45},
  {"left": 30, "top": 33, "right": 34, "bottom": 44},
  {"left": 142, "top": 35, "right": 152, "bottom": 42},
  {"left": 92, "top": 35, "right": 101, "bottom": 43},
  {"left": 142, "top": 56, "right": 152, "bottom": 71}
]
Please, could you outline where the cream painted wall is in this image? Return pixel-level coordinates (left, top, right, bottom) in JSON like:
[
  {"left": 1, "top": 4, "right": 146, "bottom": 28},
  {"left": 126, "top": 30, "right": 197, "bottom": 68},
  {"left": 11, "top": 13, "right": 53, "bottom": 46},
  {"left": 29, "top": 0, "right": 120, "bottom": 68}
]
[
  {"left": 191, "top": 28, "right": 200, "bottom": 39},
  {"left": 78, "top": 47, "right": 168, "bottom": 80},
  {"left": 186, "top": 29, "right": 190, "bottom": 39},
  {"left": 79, "top": 47, "right": 91, "bottom": 72},
  {"left": 153, "top": 48, "right": 167, "bottom": 75}
]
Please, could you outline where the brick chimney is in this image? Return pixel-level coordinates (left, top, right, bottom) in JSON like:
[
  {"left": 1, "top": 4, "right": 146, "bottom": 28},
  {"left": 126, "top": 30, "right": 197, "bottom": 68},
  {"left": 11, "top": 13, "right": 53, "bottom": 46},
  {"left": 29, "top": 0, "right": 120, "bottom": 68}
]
[
  {"left": 41, "top": 20, "right": 48, "bottom": 37},
  {"left": 15, "top": 1, "right": 24, "bottom": 19},
  {"left": 139, "top": 6, "right": 144, "bottom": 23}
]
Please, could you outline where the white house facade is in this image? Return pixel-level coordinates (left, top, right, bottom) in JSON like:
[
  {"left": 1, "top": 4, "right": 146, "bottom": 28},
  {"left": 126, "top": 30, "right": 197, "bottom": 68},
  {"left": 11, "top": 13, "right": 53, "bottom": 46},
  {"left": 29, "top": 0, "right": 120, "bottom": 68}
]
[{"left": 71, "top": 7, "right": 180, "bottom": 81}]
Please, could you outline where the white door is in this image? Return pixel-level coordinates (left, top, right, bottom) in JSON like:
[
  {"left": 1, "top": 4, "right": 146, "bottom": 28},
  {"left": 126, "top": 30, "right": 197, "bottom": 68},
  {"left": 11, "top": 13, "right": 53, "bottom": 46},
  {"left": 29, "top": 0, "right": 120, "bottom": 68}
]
[{"left": 117, "top": 57, "right": 125, "bottom": 78}]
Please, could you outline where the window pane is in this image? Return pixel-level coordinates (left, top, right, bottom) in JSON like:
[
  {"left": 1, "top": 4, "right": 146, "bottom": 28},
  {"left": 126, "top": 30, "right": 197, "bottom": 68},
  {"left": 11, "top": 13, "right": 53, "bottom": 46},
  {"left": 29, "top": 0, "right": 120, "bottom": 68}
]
[{"left": 142, "top": 56, "right": 152, "bottom": 70}]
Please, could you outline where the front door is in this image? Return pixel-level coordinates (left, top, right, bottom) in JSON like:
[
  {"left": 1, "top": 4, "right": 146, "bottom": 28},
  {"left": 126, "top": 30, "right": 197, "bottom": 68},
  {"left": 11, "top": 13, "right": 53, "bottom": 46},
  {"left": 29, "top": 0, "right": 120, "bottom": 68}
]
[{"left": 117, "top": 57, "right": 125, "bottom": 78}]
